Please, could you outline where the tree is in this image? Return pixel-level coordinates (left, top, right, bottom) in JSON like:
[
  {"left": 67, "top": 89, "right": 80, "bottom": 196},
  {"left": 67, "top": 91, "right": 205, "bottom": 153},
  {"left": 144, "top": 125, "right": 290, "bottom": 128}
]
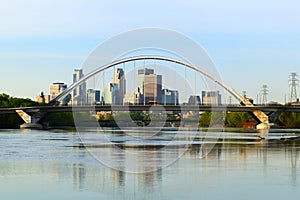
[
  {"left": 225, "top": 112, "right": 252, "bottom": 127},
  {"left": 278, "top": 112, "right": 300, "bottom": 128},
  {"left": 0, "top": 93, "right": 40, "bottom": 108},
  {"left": 199, "top": 112, "right": 211, "bottom": 127},
  {"left": 0, "top": 93, "right": 43, "bottom": 128}
]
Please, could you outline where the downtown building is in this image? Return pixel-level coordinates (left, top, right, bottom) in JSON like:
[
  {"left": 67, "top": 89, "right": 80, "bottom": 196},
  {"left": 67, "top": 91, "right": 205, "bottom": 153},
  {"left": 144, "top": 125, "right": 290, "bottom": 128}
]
[
  {"left": 73, "top": 69, "right": 86, "bottom": 105},
  {"left": 36, "top": 82, "right": 70, "bottom": 105},
  {"left": 188, "top": 95, "right": 201, "bottom": 105},
  {"left": 137, "top": 68, "right": 162, "bottom": 104},
  {"left": 86, "top": 89, "right": 101, "bottom": 105},
  {"left": 102, "top": 68, "right": 126, "bottom": 105},
  {"left": 36, "top": 92, "right": 50, "bottom": 104},
  {"left": 123, "top": 92, "right": 143, "bottom": 105},
  {"left": 112, "top": 68, "right": 126, "bottom": 105},
  {"left": 162, "top": 89, "right": 179, "bottom": 105},
  {"left": 103, "top": 83, "right": 120, "bottom": 105},
  {"left": 50, "top": 82, "right": 67, "bottom": 99},
  {"left": 201, "top": 91, "right": 221, "bottom": 105}
]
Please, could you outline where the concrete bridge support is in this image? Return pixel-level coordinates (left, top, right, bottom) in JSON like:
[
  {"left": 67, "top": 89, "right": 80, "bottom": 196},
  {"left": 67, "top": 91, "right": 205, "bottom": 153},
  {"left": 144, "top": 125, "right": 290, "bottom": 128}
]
[
  {"left": 250, "top": 109, "right": 269, "bottom": 130},
  {"left": 16, "top": 110, "right": 45, "bottom": 129},
  {"left": 268, "top": 111, "right": 281, "bottom": 125}
]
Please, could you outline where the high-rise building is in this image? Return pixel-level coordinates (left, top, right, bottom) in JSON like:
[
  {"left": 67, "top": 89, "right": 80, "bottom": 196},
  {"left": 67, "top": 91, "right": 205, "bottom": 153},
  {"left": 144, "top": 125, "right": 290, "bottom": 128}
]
[
  {"left": 48, "top": 82, "right": 71, "bottom": 105},
  {"left": 103, "top": 83, "right": 119, "bottom": 105},
  {"left": 137, "top": 68, "right": 162, "bottom": 104},
  {"left": 202, "top": 91, "right": 221, "bottom": 105},
  {"left": 162, "top": 89, "right": 179, "bottom": 105},
  {"left": 144, "top": 74, "right": 162, "bottom": 104},
  {"left": 113, "top": 68, "right": 126, "bottom": 105},
  {"left": 86, "top": 89, "right": 100, "bottom": 105},
  {"left": 138, "top": 68, "right": 154, "bottom": 94},
  {"left": 50, "top": 82, "right": 67, "bottom": 100},
  {"left": 188, "top": 95, "right": 201, "bottom": 105},
  {"left": 73, "top": 69, "right": 86, "bottom": 105}
]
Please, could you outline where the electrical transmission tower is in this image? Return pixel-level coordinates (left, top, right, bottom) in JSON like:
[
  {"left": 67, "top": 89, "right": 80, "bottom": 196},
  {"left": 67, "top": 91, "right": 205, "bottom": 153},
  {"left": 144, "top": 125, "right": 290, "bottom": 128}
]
[
  {"left": 261, "top": 85, "right": 268, "bottom": 105},
  {"left": 289, "top": 72, "right": 299, "bottom": 102}
]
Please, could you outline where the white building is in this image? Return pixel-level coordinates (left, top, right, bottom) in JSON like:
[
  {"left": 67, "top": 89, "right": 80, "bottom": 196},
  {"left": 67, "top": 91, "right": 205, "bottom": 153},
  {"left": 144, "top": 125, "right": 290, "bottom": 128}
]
[
  {"left": 103, "top": 83, "right": 119, "bottom": 105},
  {"left": 202, "top": 91, "right": 221, "bottom": 105}
]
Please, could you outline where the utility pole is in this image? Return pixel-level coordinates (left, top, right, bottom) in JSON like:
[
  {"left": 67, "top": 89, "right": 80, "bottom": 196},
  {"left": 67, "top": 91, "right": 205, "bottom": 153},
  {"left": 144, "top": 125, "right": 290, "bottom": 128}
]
[
  {"left": 261, "top": 85, "right": 268, "bottom": 105},
  {"left": 289, "top": 72, "right": 299, "bottom": 102}
]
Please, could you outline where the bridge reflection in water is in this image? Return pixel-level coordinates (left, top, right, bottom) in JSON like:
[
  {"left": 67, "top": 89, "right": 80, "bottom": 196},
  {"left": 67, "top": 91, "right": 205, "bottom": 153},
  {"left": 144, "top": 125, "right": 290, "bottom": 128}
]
[{"left": 1, "top": 129, "right": 300, "bottom": 199}]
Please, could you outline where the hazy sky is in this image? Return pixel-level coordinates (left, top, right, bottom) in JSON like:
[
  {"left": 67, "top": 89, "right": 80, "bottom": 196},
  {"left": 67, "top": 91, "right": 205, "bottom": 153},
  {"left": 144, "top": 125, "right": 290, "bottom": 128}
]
[{"left": 0, "top": 0, "right": 300, "bottom": 103}]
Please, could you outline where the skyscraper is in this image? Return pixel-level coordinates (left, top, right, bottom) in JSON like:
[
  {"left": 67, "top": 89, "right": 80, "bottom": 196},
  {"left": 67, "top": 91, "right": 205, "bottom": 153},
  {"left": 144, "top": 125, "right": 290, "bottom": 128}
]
[
  {"left": 36, "top": 83, "right": 67, "bottom": 104},
  {"left": 113, "top": 68, "right": 126, "bottom": 105},
  {"left": 144, "top": 74, "right": 162, "bottom": 104},
  {"left": 103, "top": 83, "right": 119, "bottom": 105},
  {"left": 162, "top": 89, "right": 179, "bottom": 105},
  {"left": 49, "top": 82, "right": 70, "bottom": 105},
  {"left": 188, "top": 95, "right": 201, "bottom": 105},
  {"left": 86, "top": 89, "right": 100, "bottom": 105},
  {"left": 202, "top": 91, "right": 221, "bottom": 105},
  {"left": 137, "top": 68, "right": 162, "bottom": 104},
  {"left": 138, "top": 68, "right": 154, "bottom": 95},
  {"left": 73, "top": 69, "right": 86, "bottom": 105},
  {"left": 50, "top": 82, "right": 67, "bottom": 100}
]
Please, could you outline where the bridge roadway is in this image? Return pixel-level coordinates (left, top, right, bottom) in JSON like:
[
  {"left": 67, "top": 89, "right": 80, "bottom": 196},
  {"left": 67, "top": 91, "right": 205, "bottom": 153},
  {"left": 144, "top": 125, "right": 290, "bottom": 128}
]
[{"left": 1, "top": 105, "right": 300, "bottom": 114}]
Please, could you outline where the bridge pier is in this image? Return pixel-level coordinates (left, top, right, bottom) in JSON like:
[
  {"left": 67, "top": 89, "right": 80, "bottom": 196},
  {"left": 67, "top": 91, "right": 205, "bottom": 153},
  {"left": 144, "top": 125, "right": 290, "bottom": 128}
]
[
  {"left": 16, "top": 110, "right": 45, "bottom": 129},
  {"left": 251, "top": 109, "right": 269, "bottom": 130}
]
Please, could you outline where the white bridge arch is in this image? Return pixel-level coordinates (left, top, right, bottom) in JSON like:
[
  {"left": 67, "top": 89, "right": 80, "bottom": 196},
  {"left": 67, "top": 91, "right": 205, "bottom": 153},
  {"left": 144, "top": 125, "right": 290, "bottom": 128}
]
[{"left": 51, "top": 55, "right": 253, "bottom": 106}]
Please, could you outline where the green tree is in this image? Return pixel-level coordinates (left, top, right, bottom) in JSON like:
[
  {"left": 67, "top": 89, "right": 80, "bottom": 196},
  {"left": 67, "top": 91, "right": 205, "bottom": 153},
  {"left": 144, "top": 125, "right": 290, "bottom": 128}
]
[
  {"left": 0, "top": 93, "right": 43, "bottom": 128},
  {"left": 42, "top": 112, "right": 74, "bottom": 127},
  {"left": 278, "top": 112, "right": 300, "bottom": 128},
  {"left": 225, "top": 112, "right": 252, "bottom": 127},
  {"left": 105, "top": 113, "right": 114, "bottom": 121},
  {"left": 0, "top": 93, "right": 40, "bottom": 108},
  {"left": 130, "top": 112, "right": 143, "bottom": 120},
  {"left": 199, "top": 112, "right": 211, "bottom": 127}
]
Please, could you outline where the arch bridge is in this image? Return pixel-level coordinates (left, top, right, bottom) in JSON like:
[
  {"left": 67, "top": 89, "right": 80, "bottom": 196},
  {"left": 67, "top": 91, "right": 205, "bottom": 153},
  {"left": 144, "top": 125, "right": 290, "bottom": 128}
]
[{"left": 18, "top": 55, "right": 270, "bottom": 129}]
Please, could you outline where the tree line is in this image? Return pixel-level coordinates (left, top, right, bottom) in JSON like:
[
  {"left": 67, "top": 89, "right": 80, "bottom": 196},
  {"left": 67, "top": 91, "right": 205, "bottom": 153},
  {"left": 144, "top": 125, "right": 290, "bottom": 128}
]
[
  {"left": 0, "top": 93, "right": 41, "bottom": 128},
  {"left": 0, "top": 93, "right": 299, "bottom": 129}
]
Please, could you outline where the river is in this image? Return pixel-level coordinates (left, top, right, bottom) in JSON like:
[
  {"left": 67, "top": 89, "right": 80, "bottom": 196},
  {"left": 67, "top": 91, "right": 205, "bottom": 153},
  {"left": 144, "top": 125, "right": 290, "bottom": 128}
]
[{"left": 0, "top": 128, "right": 300, "bottom": 200}]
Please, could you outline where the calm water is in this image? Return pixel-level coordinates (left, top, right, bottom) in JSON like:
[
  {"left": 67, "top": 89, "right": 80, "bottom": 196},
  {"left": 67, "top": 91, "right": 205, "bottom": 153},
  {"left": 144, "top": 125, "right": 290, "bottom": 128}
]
[{"left": 1, "top": 128, "right": 300, "bottom": 200}]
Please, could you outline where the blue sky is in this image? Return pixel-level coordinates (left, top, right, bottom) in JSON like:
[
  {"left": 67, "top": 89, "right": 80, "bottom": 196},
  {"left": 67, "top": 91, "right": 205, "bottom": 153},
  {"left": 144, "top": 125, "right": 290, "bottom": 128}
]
[{"left": 0, "top": 0, "right": 300, "bottom": 103}]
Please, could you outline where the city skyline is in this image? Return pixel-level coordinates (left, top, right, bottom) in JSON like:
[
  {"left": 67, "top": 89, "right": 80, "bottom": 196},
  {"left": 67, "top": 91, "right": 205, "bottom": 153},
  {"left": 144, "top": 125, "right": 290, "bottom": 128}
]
[
  {"left": 1, "top": 0, "right": 300, "bottom": 103},
  {"left": 37, "top": 66, "right": 225, "bottom": 106}
]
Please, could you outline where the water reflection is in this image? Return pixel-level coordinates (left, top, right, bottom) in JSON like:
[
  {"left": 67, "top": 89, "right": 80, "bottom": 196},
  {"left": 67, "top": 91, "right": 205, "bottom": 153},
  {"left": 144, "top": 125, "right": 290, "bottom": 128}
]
[
  {"left": 1, "top": 130, "right": 300, "bottom": 199},
  {"left": 73, "top": 163, "right": 86, "bottom": 190},
  {"left": 187, "top": 139, "right": 300, "bottom": 188},
  {"left": 68, "top": 140, "right": 300, "bottom": 196}
]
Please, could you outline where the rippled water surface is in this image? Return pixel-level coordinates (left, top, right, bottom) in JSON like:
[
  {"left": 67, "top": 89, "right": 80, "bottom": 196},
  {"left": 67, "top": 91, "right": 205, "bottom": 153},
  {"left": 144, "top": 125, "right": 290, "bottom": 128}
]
[{"left": 1, "top": 128, "right": 300, "bottom": 200}]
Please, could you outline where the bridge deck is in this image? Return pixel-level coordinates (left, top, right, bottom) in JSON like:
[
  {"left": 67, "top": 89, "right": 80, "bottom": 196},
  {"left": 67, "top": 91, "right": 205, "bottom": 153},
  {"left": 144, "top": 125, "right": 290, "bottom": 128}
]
[{"left": 1, "top": 105, "right": 300, "bottom": 114}]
